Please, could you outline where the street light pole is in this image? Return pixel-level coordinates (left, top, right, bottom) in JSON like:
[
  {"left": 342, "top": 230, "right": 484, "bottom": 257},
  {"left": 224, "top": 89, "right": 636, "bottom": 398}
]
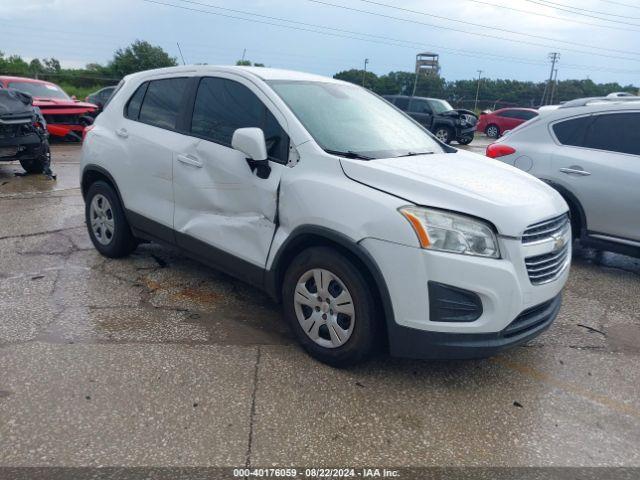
[{"left": 474, "top": 69, "right": 483, "bottom": 112}]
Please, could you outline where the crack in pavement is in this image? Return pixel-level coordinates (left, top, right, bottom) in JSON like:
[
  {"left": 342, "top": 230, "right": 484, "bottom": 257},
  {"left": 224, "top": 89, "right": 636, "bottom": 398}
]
[
  {"left": 0, "top": 226, "right": 84, "bottom": 241},
  {"left": 245, "top": 346, "right": 262, "bottom": 468}
]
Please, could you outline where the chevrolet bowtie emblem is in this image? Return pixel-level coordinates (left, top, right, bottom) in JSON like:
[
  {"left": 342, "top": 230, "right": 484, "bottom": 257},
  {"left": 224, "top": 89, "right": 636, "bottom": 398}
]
[{"left": 551, "top": 233, "right": 566, "bottom": 252}]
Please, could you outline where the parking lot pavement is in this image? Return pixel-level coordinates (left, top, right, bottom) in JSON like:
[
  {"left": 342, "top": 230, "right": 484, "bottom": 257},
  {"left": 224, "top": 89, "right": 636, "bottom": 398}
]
[{"left": 1, "top": 143, "right": 639, "bottom": 467}]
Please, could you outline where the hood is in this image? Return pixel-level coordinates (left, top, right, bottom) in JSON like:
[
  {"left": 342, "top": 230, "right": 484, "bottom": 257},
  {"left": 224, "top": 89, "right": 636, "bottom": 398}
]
[
  {"left": 34, "top": 98, "right": 97, "bottom": 110},
  {"left": 0, "top": 88, "right": 35, "bottom": 120},
  {"left": 340, "top": 149, "right": 567, "bottom": 236}
]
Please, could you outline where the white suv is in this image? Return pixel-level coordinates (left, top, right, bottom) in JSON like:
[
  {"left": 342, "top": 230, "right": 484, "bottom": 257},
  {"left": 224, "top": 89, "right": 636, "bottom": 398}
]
[{"left": 81, "top": 66, "right": 570, "bottom": 366}]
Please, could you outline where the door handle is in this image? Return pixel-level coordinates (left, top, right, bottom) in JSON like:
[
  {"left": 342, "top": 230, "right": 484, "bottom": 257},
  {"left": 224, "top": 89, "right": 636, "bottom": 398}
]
[
  {"left": 177, "top": 154, "right": 203, "bottom": 168},
  {"left": 115, "top": 128, "right": 128, "bottom": 139},
  {"left": 559, "top": 167, "right": 591, "bottom": 176}
]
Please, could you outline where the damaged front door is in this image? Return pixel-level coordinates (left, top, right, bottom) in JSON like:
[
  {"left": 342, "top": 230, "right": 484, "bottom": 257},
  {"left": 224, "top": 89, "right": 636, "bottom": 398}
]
[{"left": 173, "top": 76, "right": 291, "bottom": 269}]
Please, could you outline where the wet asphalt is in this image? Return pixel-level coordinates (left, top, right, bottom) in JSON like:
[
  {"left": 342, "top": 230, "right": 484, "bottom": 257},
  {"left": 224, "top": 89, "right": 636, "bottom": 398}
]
[{"left": 0, "top": 140, "right": 639, "bottom": 468}]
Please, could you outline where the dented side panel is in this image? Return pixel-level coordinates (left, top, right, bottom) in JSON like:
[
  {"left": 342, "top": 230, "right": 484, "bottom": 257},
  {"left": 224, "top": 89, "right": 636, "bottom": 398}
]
[{"left": 173, "top": 137, "right": 282, "bottom": 268}]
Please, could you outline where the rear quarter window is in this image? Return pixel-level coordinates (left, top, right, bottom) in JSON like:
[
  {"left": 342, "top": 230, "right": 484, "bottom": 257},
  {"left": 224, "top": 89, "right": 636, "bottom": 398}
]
[
  {"left": 552, "top": 116, "right": 592, "bottom": 147},
  {"left": 125, "top": 83, "right": 148, "bottom": 121}
]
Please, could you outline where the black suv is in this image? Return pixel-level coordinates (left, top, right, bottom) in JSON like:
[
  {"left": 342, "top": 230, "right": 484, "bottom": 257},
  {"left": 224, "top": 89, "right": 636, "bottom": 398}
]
[
  {"left": 384, "top": 95, "right": 477, "bottom": 145},
  {"left": 85, "top": 86, "right": 116, "bottom": 113},
  {"left": 0, "top": 88, "right": 50, "bottom": 173}
]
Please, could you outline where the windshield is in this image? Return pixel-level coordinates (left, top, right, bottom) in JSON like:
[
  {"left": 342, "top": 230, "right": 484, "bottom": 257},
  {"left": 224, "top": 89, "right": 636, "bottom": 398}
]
[
  {"left": 268, "top": 80, "right": 442, "bottom": 159},
  {"left": 8, "top": 81, "right": 70, "bottom": 100},
  {"left": 428, "top": 99, "right": 454, "bottom": 114}
]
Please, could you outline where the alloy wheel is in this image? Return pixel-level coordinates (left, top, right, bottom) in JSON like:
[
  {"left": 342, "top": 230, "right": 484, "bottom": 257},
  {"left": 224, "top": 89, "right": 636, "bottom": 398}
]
[
  {"left": 293, "top": 268, "right": 355, "bottom": 349},
  {"left": 435, "top": 128, "right": 450, "bottom": 143}
]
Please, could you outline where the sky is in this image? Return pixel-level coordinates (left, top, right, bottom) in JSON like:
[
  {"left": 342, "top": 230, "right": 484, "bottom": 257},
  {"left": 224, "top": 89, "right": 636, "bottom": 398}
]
[{"left": 1, "top": 0, "right": 639, "bottom": 85}]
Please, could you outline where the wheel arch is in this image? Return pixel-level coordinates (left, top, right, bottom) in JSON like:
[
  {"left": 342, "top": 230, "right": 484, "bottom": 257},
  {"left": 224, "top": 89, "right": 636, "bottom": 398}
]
[
  {"left": 265, "top": 226, "right": 395, "bottom": 341},
  {"left": 81, "top": 165, "right": 125, "bottom": 207},
  {"left": 541, "top": 179, "right": 587, "bottom": 238}
]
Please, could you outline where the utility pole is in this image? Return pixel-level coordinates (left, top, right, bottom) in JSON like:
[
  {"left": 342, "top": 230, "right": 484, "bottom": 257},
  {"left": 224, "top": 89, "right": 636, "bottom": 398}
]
[
  {"left": 176, "top": 42, "right": 186, "bottom": 65},
  {"left": 362, "top": 58, "right": 369, "bottom": 87},
  {"left": 474, "top": 69, "right": 483, "bottom": 112},
  {"left": 549, "top": 68, "right": 559, "bottom": 105},
  {"left": 241, "top": 48, "right": 247, "bottom": 61},
  {"left": 541, "top": 52, "right": 560, "bottom": 106}
]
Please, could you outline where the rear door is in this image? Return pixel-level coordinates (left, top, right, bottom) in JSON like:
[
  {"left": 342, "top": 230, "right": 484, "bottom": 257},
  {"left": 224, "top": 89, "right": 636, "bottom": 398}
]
[
  {"left": 173, "top": 75, "right": 289, "bottom": 269},
  {"left": 497, "top": 110, "right": 522, "bottom": 131},
  {"left": 550, "top": 111, "right": 640, "bottom": 241},
  {"left": 116, "top": 77, "right": 192, "bottom": 241}
]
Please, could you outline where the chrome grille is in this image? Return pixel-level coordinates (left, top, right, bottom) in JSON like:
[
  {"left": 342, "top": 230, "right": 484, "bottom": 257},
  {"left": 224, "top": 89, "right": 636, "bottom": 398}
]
[
  {"left": 522, "top": 213, "right": 569, "bottom": 244},
  {"left": 525, "top": 243, "right": 570, "bottom": 285}
]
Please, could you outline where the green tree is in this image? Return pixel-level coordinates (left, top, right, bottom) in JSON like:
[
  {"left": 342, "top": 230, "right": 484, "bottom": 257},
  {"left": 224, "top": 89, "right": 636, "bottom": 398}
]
[
  {"left": 236, "top": 60, "right": 264, "bottom": 67},
  {"left": 109, "top": 40, "right": 177, "bottom": 76},
  {"left": 42, "top": 58, "right": 61, "bottom": 73},
  {"left": 334, "top": 69, "right": 378, "bottom": 89}
]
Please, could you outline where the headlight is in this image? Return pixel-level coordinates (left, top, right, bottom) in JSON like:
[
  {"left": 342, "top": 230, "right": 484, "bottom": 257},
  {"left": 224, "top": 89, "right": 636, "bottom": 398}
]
[{"left": 400, "top": 206, "right": 500, "bottom": 258}]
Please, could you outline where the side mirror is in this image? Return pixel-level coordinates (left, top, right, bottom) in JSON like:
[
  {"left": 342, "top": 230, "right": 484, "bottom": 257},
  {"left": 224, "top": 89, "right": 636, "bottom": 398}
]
[{"left": 232, "top": 127, "right": 270, "bottom": 179}]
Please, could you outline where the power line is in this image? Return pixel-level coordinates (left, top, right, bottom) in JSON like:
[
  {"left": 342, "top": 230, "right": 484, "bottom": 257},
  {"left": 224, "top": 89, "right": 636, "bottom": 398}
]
[
  {"left": 596, "top": 0, "right": 640, "bottom": 10},
  {"left": 340, "top": 0, "right": 640, "bottom": 51},
  {"left": 141, "top": 0, "right": 548, "bottom": 66},
  {"left": 462, "top": 0, "right": 640, "bottom": 32},
  {"left": 530, "top": 0, "right": 640, "bottom": 19},
  {"left": 164, "top": 0, "right": 640, "bottom": 62},
  {"left": 143, "top": 0, "right": 640, "bottom": 70},
  {"left": 523, "top": 0, "right": 640, "bottom": 27}
]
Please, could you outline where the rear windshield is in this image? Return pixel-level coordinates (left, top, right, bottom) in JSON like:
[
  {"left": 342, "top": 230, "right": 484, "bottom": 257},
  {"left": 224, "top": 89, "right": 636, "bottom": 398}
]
[{"left": 8, "top": 81, "right": 70, "bottom": 100}]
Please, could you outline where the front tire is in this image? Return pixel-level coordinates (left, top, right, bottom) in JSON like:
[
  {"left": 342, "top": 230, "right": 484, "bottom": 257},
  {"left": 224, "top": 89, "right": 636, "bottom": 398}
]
[
  {"left": 282, "top": 247, "right": 380, "bottom": 367},
  {"left": 85, "top": 180, "right": 137, "bottom": 258},
  {"left": 457, "top": 135, "right": 473, "bottom": 145},
  {"left": 19, "top": 144, "right": 50, "bottom": 174},
  {"left": 433, "top": 126, "right": 453, "bottom": 144}
]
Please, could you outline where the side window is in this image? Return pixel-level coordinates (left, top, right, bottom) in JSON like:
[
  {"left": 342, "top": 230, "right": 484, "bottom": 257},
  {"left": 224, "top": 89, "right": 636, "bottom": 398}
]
[
  {"left": 516, "top": 110, "right": 537, "bottom": 120},
  {"left": 394, "top": 97, "right": 409, "bottom": 110},
  {"left": 552, "top": 116, "right": 592, "bottom": 147},
  {"left": 498, "top": 110, "right": 516, "bottom": 118},
  {"left": 125, "top": 83, "right": 147, "bottom": 120},
  {"left": 138, "top": 78, "right": 189, "bottom": 130},
  {"left": 409, "top": 99, "right": 430, "bottom": 114},
  {"left": 584, "top": 113, "right": 640, "bottom": 156},
  {"left": 191, "top": 77, "right": 290, "bottom": 163}
]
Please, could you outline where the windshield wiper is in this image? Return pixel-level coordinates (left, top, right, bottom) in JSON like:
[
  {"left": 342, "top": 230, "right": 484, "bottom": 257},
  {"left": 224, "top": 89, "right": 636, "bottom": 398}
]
[
  {"left": 324, "top": 149, "right": 374, "bottom": 160},
  {"left": 394, "top": 151, "right": 435, "bottom": 158}
]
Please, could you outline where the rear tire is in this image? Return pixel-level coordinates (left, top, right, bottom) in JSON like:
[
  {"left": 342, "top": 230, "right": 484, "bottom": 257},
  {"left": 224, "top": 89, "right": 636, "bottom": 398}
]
[
  {"left": 85, "top": 180, "right": 137, "bottom": 258},
  {"left": 282, "top": 247, "right": 380, "bottom": 367},
  {"left": 485, "top": 124, "right": 500, "bottom": 138}
]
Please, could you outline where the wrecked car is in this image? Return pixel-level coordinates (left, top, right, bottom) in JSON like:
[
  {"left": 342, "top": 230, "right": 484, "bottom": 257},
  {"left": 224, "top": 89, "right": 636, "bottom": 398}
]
[
  {"left": 0, "top": 88, "right": 51, "bottom": 174},
  {"left": 0, "top": 76, "right": 96, "bottom": 141},
  {"left": 81, "top": 66, "right": 570, "bottom": 367},
  {"left": 384, "top": 95, "right": 477, "bottom": 145}
]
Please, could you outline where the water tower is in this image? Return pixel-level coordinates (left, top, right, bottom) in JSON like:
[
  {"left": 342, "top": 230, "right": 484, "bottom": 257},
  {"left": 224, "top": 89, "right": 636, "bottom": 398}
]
[{"left": 411, "top": 52, "right": 440, "bottom": 97}]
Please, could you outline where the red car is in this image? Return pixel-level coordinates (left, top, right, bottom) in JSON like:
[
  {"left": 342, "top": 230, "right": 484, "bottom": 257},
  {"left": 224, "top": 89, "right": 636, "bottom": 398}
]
[
  {"left": 0, "top": 76, "right": 97, "bottom": 141},
  {"left": 476, "top": 108, "right": 539, "bottom": 138}
]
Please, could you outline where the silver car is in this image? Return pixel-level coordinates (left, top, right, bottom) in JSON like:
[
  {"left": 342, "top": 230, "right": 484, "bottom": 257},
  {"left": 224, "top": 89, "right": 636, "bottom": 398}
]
[{"left": 486, "top": 100, "right": 640, "bottom": 257}]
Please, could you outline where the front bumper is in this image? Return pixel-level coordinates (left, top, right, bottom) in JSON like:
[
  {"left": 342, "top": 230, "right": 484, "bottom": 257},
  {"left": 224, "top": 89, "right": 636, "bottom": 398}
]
[
  {"left": 0, "top": 133, "right": 47, "bottom": 161},
  {"left": 387, "top": 294, "right": 561, "bottom": 360},
  {"left": 360, "top": 235, "right": 569, "bottom": 360},
  {"left": 456, "top": 125, "right": 477, "bottom": 138}
]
